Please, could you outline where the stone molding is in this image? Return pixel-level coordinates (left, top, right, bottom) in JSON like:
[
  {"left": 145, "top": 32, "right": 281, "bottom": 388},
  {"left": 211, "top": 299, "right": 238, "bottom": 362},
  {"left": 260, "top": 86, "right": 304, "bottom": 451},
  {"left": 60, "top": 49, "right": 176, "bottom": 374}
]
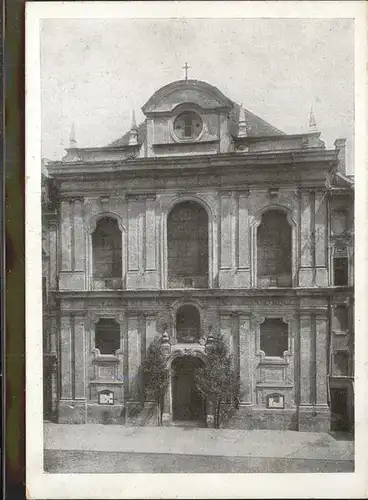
[
  {"left": 252, "top": 313, "right": 294, "bottom": 362},
  {"left": 86, "top": 311, "right": 125, "bottom": 359},
  {"left": 248, "top": 203, "right": 298, "bottom": 288},
  {"left": 160, "top": 193, "right": 216, "bottom": 289},
  {"left": 126, "top": 192, "right": 156, "bottom": 201}
]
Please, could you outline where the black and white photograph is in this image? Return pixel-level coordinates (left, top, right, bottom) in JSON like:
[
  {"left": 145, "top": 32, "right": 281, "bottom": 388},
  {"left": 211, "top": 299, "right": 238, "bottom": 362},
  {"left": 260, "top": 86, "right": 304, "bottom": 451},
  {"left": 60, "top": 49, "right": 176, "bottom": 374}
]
[{"left": 26, "top": 2, "right": 367, "bottom": 498}]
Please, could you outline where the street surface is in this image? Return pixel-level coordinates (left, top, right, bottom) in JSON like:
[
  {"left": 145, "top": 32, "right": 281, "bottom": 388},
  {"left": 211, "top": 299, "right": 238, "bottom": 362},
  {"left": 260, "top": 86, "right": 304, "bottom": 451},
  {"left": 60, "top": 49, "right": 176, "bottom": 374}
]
[
  {"left": 44, "top": 449, "right": 354, "bottom": 473},
  {"left": 44, "top": 423, "right": 354, "bottom": 474}
]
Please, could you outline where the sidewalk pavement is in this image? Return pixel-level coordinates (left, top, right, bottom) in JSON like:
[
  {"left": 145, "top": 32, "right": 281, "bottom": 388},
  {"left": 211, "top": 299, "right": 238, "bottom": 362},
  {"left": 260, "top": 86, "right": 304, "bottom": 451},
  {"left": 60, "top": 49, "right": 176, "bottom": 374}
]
[{"left": 44, "top": 423, "right": 354, "bottom": 462}]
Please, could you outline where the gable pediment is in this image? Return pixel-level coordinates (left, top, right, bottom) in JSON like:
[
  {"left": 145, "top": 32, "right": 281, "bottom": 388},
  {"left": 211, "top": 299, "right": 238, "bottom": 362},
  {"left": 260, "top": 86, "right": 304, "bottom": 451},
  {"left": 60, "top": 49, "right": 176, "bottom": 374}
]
[
  {"left": 331, "top": 171, "right": 354, "bottom": 188},
  {"left": 142, "top": 79, "right": 233, "bottom": 115}
]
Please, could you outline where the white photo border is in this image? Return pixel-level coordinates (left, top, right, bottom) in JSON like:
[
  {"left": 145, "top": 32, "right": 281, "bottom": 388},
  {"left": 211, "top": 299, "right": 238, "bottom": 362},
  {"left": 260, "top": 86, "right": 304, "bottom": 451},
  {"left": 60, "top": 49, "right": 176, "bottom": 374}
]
[{"left": 26, "top": 1, "right": 367, "bottom": 498}]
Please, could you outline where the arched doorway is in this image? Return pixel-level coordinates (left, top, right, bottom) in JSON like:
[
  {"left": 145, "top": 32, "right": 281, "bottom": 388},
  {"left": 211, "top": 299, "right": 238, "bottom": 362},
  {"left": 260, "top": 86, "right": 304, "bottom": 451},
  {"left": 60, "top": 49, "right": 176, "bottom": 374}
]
[
  {"left": 167, "top": 201, "right": 208, "bottom": 289},
  {"left": 171, "top": 356, "right": 206, "bottom": 425}
]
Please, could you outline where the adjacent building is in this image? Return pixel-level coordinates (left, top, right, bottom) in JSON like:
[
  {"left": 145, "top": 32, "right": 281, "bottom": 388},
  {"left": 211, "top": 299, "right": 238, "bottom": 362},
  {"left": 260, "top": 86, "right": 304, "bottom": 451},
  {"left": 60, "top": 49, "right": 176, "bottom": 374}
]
[{"left": 42, "top": 79, "right": 354, "bottom": 431}]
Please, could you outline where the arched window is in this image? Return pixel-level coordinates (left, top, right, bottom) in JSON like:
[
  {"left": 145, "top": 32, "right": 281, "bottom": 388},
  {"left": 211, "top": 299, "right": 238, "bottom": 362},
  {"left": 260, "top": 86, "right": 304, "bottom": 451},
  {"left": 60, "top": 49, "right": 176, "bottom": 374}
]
[
  {"left": 257, "top": 210, "right": 292, "bottom": 287},
  {"left": 167, "top": 201, "right": 208, "bottom": 289},
  {"left": 176, "top": 305, "right": 201, "bottom": 343},
  {"left": 92, "top": 217, "right": 122, "bottom": 289},
  {"left": 95, "top": 318, "right": 120, "bottom": 355},
  {"left": 260, "top": 318, "right": 288, "bottom": 358}
]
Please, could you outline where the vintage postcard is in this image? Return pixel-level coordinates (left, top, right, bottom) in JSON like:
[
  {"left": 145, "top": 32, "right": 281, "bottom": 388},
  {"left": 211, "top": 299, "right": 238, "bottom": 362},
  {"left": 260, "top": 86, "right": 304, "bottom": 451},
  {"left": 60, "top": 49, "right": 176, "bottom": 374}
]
[{"left": 25, "top": 1, "right": 367, "bottom": 498}]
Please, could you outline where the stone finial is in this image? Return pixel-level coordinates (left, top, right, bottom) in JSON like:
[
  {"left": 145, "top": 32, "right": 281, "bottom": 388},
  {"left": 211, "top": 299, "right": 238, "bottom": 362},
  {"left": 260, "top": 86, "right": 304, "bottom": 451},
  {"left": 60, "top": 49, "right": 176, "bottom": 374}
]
[
  {"left": 238, "top": 104, "right": 248, "bottom": 138},
  {"left": 205, "top": 325, "right": 216, "bottom": 350},
  {"left": 308, "top": 104, "right": 318, "bottom": 133},
  {"left": 69, "top": 123, "right": 77, "bottom": 148},
  {"left": 161, "top": 329, "right": 170, "bottom": 344},
  {"left": 160, "top": 326, "right": 171, "bottom": 355},
  {"left": 128, "top": 110, "right": 138, "bottom": 146},
  {"left": 334, "top": 138, "right": 347, "bottom": 175},
  {"left": 131, "top": 110, "right": 137, "bottom": 129}
]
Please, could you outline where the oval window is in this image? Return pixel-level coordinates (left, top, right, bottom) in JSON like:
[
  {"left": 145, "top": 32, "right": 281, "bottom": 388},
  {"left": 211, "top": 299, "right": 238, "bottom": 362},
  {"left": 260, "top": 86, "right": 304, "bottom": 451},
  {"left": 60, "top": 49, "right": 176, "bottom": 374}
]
[{"left": 173, "top": 111, "right": 203, "bottom": 140}]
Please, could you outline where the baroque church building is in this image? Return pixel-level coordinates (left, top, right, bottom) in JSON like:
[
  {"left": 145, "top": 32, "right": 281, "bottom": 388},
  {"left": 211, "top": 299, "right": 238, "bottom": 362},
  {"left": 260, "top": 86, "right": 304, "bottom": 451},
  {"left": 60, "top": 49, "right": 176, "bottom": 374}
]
[{"left": 42, "top": 78, "right": 354, "bottom": 432}]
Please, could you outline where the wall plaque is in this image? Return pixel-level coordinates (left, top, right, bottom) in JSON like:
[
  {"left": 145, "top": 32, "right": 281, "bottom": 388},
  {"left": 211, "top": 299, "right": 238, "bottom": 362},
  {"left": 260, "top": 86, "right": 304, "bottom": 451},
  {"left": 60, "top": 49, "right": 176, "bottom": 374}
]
[
  {"left": 98, "top": 389, "right": 114, "bottom": 405},
  {"left": 267, "top": 393, "right": 284, "bottom": 409}
]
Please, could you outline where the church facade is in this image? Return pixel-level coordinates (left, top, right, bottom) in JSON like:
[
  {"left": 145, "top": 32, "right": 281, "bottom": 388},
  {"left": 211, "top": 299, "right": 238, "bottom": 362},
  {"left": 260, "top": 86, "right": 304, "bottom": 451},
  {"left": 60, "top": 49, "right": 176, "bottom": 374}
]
[{"left": 42, "top": 79, "right": 354, "bottom": 432}]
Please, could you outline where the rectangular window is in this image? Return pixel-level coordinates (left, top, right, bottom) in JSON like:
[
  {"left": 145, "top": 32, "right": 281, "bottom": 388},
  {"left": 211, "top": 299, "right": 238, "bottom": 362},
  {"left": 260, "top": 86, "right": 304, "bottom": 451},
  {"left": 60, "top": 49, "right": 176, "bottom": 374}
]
[
  {"left": 333, "top": 351, "right": 349, "bottom": 376},
  {"left": 260, "top": 318, "right": 288, "bottom": 358},
  {"left": 333, "top": 257, "right": 349, "bottom": 286},
  {"left": 332, "top": 306, "right": 349, "bottom": 332},
  {"left": 95, "top": 319, "right": 120, "bottom": 355},
  {"left": 331, "top": 210, "right": 348, "bottom": 235}
]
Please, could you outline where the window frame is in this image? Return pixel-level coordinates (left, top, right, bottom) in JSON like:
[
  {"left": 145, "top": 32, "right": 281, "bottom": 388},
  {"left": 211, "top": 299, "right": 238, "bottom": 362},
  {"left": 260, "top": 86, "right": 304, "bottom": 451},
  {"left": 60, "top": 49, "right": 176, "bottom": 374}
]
[
  {"left": 259, "top": 317, "right": 289, "bottom": 359},
  {"left": 94, "top": 318, "right": 121, "bottom": 357},
  {"left": 170, "top": 107, "right": 204, "bottom": 143},
  {"left": 253, "top": 314, "right": 294, "bottom": 364}
]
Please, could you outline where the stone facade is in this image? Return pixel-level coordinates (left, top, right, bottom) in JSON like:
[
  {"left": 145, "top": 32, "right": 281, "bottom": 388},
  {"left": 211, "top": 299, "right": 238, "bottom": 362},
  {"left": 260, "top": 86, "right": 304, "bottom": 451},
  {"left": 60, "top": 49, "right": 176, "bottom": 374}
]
[{"left": 42, "top": 79, "right": 354, "bottom": 431}]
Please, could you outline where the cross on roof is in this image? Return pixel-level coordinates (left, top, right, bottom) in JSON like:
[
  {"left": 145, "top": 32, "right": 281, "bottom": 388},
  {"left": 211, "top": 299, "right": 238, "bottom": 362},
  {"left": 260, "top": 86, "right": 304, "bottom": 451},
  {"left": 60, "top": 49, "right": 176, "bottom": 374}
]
[{"left": 182, "top": 62, "right": 190, "bottom": 81}]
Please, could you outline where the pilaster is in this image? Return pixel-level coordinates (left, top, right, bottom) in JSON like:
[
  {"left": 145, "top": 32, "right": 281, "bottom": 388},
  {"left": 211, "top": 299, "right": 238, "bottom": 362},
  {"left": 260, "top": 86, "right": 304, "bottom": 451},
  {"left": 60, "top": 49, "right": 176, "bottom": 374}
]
[
  {"left": 49, "top": 222, "right": 58, "bottom": 290},
  {"left": 299, "top": 313, "right": 313, "bottom": 405},
  {"left": 60, "top": 200, "right": 72, "bottom": 271},
  {"left": 73, "top": 198, "right": 85, "bottom": 272},
  {"left": 60, "top": 313, "right": 72, "bottom": 399},
  {"left": 239, "top": 313, "right": 252, "bottom": 404},
  {"left": 127, "top": 313, "right": 141, "bottom": 400},
  {"left": 127, "top": 198, "right": 140, "bottom": 272},
  {"left": 238, "top": 190, "right": 250, "bottom": 270},
  {"left": 315, "top": 312, "right": 328, "bottom": 405},
  {"left": 298, "top": 190, "right": 314, "bottom": 287},
  {"left": 219, "top": 192, "right": 232, "bottom": 270},
  {"left": 145, "top": 196, "right": 157, "bottom": 271},
  {"left": 219, "top": 312, "right": 233, "bottom": 352},
  {"left": 59, "top": 198, "right": 86, "bottom": 290},
  {"left": 231, "top": 312, "right": 239, "bottom": 375},
  {"left": 145, "top": 314, "right": 157, "bottom": 351},
  {"left": 314, "top": 190, "right": 328, "bottom": 286},
  {"left": 73, "top": 315, "right": 86, "bottom": 399}
]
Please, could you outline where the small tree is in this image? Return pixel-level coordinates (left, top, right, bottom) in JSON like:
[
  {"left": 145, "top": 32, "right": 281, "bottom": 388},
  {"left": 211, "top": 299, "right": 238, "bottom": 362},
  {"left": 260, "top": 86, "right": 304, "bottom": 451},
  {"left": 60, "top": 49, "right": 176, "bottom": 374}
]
[
  {"left": 142, "top": 336, "right": 169, "bottom": 426},
  {"left": 195, "top": 333, "right": 237, "bottom": 429}
]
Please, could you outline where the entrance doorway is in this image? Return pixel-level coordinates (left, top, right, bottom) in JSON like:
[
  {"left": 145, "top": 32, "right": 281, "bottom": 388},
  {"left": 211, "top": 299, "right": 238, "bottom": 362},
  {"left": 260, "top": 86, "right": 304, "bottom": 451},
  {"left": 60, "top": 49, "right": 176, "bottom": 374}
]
[
  {"left": 172, "top": 357, "right": 206, "bottom": 425},
  {"left": 330, "top": 388, "right": 350, "bottom": 432}
]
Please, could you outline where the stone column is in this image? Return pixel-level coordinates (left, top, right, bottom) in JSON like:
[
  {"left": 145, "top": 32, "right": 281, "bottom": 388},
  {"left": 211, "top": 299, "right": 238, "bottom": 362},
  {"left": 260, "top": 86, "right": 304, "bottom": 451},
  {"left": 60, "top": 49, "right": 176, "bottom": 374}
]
[
  {"left": 161, "top": 376, "right": 173, "bottom": 426},
  {"left": 220, "top": 313, "right": 233, "bottom": 351},
  {"left": 314, "top": 191, "right": 328, "bottom": 286},
  {"left": 298, "top": 312, "right": 318, "bottom": 431},
  {"left": 238, "top": 191, "right": 250, "bottom": 270},
  {"left": 298, "top": 190, "right": 314, "bottom": 287},
  {"left": 231, "top": 313, "right": 239, "bottom": 374},
  {"left": 115, "top": 314, "right": 126, "bottom": 389},
  {"left": 145, "top": 196, "right": 156, "bottom": 271},
  {"left": 231, "top": 193, "right": 238, "bottom": 270},
  {"left": 219, "top": 193, "right": 232, "bottom": 270},
  {"left": 73, "top": 315, "right": 86, "bottom": 400},
  {"left": 138, "top": 202, "right": 145, "bottom": 275},
  {"left": 60, "top": 200, "right": 72, "bottom": 271},
  {"left": 315, "top": 313, "right": 328, "bottom": 406},
  {"left": 299, "top": 313, "right": 312, "bottom": 405},
  {"left": 73, "top": 199, "right": 85, "bottom": 272},
  {"left": 50, "top": 314, "right": 59, "bottom": 418},
  {"left": 145, "top": 314, "right": 157, "bottom": 351},
  {"left": 60, "top": 314, "right": 72, "bottom": 400},
  {"left": 239, "top": 314, "right": 252, "bottom": 404},
  {"left": 49, "top": 222, "right": 58, "bottom": 290},
  {"left": 127, "top": 313, "right": 141, "bottom": 400},
  {"left": 128, "top": 201, "right": 140, "bottom": 272}
]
